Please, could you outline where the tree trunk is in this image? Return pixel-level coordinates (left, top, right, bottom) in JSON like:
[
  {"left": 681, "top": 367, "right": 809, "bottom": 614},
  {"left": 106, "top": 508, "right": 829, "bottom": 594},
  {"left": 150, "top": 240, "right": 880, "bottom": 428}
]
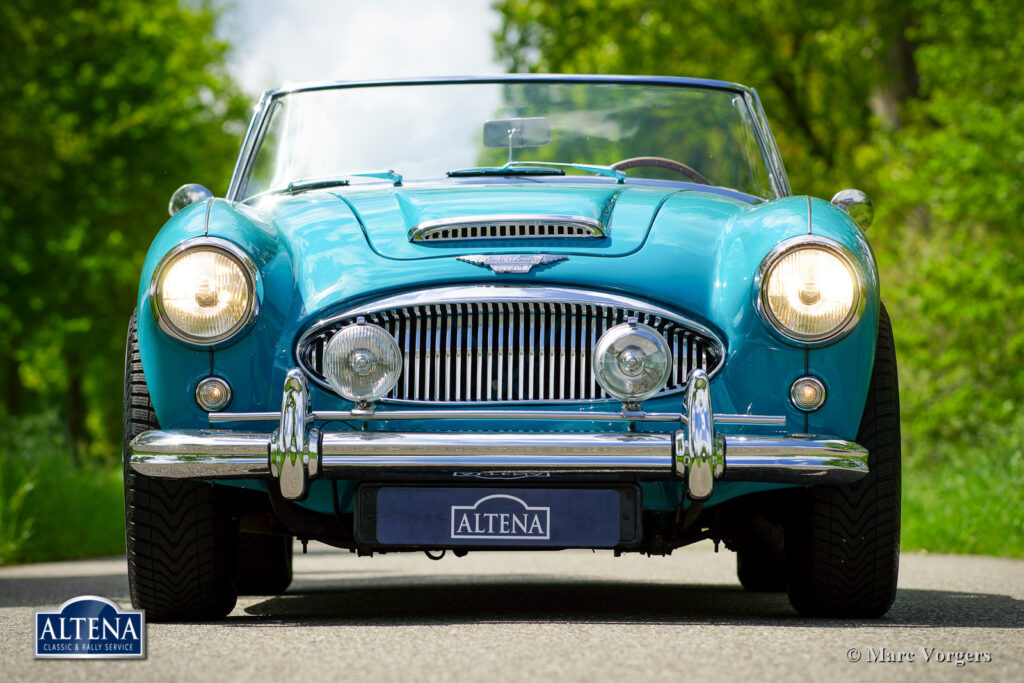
[
  {"left": 870, "top": 17, "right": 920, "bottom": 130},
  {"left": 4, "top": 353, "right": 24, "bottom": 417},
  {"left": 65, "top": 362, "right": 86, "bottom": 465}
]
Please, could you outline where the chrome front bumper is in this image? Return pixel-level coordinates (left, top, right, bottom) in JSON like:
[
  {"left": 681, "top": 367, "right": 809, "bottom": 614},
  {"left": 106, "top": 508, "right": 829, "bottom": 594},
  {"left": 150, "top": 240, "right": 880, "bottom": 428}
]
[{"left": 129, "top": 369, "right": 869, "bottom": 501}]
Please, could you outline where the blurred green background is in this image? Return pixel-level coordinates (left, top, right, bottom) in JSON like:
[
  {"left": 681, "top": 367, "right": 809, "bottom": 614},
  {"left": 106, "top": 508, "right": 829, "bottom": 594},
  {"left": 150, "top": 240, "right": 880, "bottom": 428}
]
[{"left": 1, "top": 0, "right": 1021, "bottom": 564}]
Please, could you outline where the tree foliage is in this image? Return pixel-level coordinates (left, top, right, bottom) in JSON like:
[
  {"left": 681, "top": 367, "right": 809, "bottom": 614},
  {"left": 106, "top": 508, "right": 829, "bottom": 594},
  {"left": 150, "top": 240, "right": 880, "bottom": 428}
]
[
  {"left": 493, "top": 0, "right": 1024, "bottom": 449},
  {"left": 0, "top": 0, "right": 246, "bottom": 458}
]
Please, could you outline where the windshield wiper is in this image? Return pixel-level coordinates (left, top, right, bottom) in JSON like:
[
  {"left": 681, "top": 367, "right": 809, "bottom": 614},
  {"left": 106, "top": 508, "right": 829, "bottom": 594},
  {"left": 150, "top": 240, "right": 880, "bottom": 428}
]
[
  {"left": 448, "top": 165, "right": 565, "bottom": 178},
  {"left": 349, "top": 169, "right": 403, "bottom": 186},
  {"left": 286, "top": 169, "right": 403, "bottom": 194},
  {"left": 287, "top": 176, "right": 350, "bottom": 193},
  {"left": 449, "top": 161, "right": 625, "bottom": 183}
]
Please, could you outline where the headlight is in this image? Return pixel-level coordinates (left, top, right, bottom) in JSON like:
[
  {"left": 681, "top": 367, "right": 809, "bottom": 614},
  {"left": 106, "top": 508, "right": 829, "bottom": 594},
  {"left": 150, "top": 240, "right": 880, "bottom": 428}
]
[
  {"left": 322, "top": 321, "right": 402, "bottom": 404},
  {"left": 151, "top": 239, "right": 258, "bottom": 345},
  {"left": 758, "top": 238, "right": 865, "bottom": 343},
  {"left": 593, "top": 320, "right": 671, "bottom": 406}
]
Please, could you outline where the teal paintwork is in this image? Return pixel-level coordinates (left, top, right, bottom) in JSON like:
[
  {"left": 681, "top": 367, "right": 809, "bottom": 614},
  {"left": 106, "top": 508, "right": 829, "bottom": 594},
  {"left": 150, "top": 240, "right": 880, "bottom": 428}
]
[
  {"left": 136, "top": 78, "right": 880, "bottom": 517},
  {"left": 136, "top": 180, "right": 879, "bottom": 514},
  {"left": 346, "top": 184, "right": 660, "bottom": 260}
]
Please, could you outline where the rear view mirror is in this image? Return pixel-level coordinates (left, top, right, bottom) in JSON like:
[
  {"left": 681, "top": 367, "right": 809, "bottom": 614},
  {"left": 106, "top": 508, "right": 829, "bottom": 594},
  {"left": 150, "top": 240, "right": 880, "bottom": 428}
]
[
  {"left": 830, "top": 189, "right": 874, "bottom": 229},
  {"left": 483, "top": 117, "right": 551, "bottom": 149}
]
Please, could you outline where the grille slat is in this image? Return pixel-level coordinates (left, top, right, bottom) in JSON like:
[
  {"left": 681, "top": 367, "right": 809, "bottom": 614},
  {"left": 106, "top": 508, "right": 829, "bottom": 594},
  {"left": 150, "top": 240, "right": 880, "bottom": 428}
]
[
  {"left": 558, "top": 304, "right": 567, "bottom": 400},
  {"left": 300, "top": 299, "right": 720, "bottom": 403},
  {"left": 486, "top": 305, "right": 494, "bottom": 400},
  {"left": 497, "top": 304, "right": 506, "bottom": 400},
  {"left": 569, "top": 304, "right": 577, "bottom": 400},
  {"left": 424, "top": 313, "right": 432, "bottom": 400}
]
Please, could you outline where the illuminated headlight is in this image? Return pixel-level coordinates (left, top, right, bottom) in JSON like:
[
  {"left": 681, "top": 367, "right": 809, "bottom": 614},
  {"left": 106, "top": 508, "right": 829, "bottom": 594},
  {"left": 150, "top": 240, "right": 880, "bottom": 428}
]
[
  {"left": 593, "top": 320, "right": 671, "bottom": 405},
  {"left": 152, "top": 239, "right": 257, "bottom": 345},
  {"left": 758, "top": 239, "right": 865, "bottom": 343},
  {"left": 323, "top": 321, "right": 402, "bottom": 404}
]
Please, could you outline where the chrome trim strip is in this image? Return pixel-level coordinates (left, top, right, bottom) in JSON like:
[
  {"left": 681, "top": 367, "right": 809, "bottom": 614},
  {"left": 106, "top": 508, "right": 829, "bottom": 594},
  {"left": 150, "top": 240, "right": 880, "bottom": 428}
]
[
  {"left": 210, "top": 408, "right": 786, "bottom": 425},
  {"left": 129, "top": 430, "right": 270, "bottom": 479},
  {"left": 228, "top": 91, "right": 275, "bottom": 201},
  {"left": 409, "top": 213, "right": 606, "bottom": 241},
  {"left": 742, "top": 90, "right": 790, "bottom": 199},
  {"left": 295, "top": 285, "right": 727, "bottom": 402},
  {"left": 320, "top": 431, "right": 667, "bottom": 457},
  {"left": 721, "top": 435, "right": 869, "bottom": 485},
  {"left": 128, "top": 430, "right": 866, "bottom": 484},
  {"left": 148, "top": 237, "right": 261, "bottom": 347},
  {"left": 753, "top": 235, "right": 867, "bottom": 346}
]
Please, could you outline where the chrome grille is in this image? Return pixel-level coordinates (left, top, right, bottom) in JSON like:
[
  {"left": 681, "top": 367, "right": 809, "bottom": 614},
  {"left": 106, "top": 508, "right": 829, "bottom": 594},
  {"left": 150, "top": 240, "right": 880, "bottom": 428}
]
[
  {"left": 410, "top": 215, "right": 605, "bottom": 242},
  {"left": 298, "top": 296, "right": 722, "bottom": 403}
]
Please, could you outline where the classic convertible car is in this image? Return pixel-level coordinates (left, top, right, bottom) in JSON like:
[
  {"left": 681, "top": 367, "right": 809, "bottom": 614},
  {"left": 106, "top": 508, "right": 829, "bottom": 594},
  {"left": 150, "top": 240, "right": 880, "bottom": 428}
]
[{"left": 125, "top": 75, "right": 899, "bottom": 621}]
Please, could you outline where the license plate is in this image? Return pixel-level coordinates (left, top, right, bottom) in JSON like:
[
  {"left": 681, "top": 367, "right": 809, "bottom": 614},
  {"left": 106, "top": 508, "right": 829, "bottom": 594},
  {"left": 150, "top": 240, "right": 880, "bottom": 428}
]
[{"left": 356, "top": 486, "right": 639, "bottom": 548}]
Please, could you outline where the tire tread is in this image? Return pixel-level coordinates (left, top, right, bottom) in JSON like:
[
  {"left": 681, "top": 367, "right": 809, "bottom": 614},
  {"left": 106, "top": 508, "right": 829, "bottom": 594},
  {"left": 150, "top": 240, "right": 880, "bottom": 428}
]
[
  {"left": 123, "top": 310, "right": 237, "bottom": 621},
  {"left": 786, "top": 304, "right": 901, "bottom": 618}
]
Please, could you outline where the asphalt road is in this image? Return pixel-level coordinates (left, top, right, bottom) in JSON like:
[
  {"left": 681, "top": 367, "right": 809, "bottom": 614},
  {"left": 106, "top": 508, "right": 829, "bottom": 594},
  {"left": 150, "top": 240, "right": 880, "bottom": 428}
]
[{"left": 1, "top": 542, "right": 1021, "bottom": 681}]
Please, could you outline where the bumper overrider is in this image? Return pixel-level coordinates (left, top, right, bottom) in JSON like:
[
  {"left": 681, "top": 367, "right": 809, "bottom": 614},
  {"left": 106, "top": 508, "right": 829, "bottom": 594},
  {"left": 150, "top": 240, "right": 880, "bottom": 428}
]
[{"left": 129, "top": 369, "right": 869, "bottom": 502}]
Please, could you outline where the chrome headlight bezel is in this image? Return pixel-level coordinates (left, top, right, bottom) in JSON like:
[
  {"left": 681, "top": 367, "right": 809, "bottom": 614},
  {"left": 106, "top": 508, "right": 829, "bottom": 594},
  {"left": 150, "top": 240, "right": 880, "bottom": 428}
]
[
  {"left": 754, "top": 236, "right": 867, "bottom": 345},
  {"left": 149, "top": 237, "right": 260, "bottom": 347}
]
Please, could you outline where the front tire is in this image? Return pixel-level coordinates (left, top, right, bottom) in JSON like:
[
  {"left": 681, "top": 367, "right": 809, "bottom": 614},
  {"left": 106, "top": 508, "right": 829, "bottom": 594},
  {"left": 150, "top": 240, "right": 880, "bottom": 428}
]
[
  {"left": 124, "top": 310, "right": 238, "bottom": 621},
  {"left": 785, "top": 304, "right": 901, "bottom": 618}
]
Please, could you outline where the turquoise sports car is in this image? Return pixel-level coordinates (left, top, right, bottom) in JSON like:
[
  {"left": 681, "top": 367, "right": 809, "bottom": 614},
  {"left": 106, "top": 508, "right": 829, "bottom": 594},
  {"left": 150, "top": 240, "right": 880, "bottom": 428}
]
[{"left": 125, "top": 75, "right": 899, "bottom": 621}]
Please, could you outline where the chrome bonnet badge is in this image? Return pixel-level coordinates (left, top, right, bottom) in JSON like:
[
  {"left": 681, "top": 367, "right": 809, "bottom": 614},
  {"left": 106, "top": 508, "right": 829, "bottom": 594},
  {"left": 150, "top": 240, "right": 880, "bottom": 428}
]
[{"left": 457, "top": 254, "right": 567, "bottom": 274}]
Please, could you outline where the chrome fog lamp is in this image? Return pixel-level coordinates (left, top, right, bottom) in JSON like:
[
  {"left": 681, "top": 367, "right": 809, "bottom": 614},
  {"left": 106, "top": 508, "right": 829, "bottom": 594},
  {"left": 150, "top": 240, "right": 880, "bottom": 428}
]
[
  {"left": 322, "top": 320, "right": 402, "bottom": 404},
  {"left": 151, "top": 238, "right": 258, "bottom": 345},
  {"left": 195, "top": 377, "right": 232, "bottom": 412},
  {"left": 758, "top": 237, "right": 865, "bottom": 343},
  {"left": 593, "top": 319, "right": 671, "bottom": 408}
]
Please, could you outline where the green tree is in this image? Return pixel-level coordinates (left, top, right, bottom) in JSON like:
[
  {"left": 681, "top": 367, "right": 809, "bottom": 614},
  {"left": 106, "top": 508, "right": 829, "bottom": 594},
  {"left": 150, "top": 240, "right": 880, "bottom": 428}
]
[
  {"left": 0, "top": 0, "right": 246, "bottom": 458},
  {"left": 493, "top": 0, "right": 1024, "bottom": 446}
]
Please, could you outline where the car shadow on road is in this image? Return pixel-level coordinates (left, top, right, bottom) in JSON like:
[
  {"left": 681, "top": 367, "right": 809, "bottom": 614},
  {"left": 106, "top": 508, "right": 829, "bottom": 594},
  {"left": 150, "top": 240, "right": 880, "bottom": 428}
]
[
  {"left": 232, "top": 576, "right": 1024, "bottom": 629},
  {"left": 0, "top": 572, "right": 130, "bottom": 609}
]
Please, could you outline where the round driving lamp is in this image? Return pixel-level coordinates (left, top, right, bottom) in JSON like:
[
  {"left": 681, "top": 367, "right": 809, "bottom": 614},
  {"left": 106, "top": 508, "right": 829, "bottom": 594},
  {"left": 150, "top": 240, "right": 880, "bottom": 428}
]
[
  {"left": 758, "top": 238, "right": 865, "bottom": 343},
  {"left": 151, "top": 239, "right": 258, "bottom": 345},
  {"left": 322, "top": 321, "right": 402, "bottom": 404},
  {"left": 593, "top": 320, "right": 672, "bottom": 405}
]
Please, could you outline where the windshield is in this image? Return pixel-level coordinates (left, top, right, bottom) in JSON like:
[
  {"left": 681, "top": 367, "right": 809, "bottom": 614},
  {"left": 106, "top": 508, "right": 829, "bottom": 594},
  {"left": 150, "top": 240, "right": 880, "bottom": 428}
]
[{"left": 240, "top": 81, "right": 776, "bottom": 199}]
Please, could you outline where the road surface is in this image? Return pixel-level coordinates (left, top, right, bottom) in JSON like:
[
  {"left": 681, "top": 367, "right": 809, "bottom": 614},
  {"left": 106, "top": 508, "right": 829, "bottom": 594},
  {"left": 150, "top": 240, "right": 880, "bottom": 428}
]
[{"left": 1, "top": 542, "right": 1021, "bottom": 681}]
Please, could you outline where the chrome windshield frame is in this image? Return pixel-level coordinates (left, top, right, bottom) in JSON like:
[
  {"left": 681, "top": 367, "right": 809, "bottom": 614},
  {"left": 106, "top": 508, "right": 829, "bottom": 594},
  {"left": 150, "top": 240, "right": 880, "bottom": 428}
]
[{"left": 226, "top": 75, "right": 791, "bottom": 202}]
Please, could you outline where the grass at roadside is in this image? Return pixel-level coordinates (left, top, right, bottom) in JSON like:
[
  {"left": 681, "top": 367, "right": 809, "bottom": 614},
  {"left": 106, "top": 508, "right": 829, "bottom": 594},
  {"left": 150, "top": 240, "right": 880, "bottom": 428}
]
[
  {"left": 0, "top": 413, "right": 124, "bottom": 565},
  {"left": 901, "top": 418, "right": 1024, "bottom": 558},
  {"left": 1, "top": 411, "right": 1021, "bottom": 565}
]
